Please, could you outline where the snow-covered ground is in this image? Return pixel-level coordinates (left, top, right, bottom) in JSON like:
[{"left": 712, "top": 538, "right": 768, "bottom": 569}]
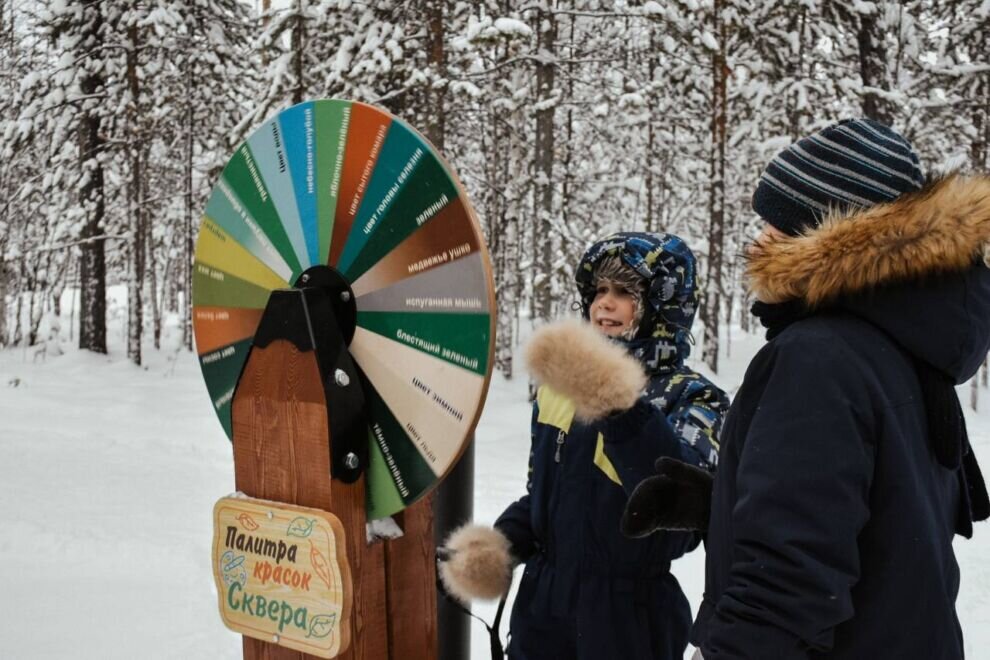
[{"left": 0, "top": 310, "right": 988, "bottom": 658}]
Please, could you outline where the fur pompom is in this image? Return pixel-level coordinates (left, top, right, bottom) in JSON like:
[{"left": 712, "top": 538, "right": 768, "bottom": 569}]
[
  {"left": 524, "top": 319, "right": 647, "bottom": 422},
  {"left": 438, "top": 525, "right": 513, "bottom": 604}
]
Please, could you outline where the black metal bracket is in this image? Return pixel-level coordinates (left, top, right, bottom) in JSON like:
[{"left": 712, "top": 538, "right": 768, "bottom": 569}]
[
  {"left": 249, "top": 266, "right": 367, "bottom": 483},
  {"left": 293, "top": 265, "right": 358, "bottom": 345}
]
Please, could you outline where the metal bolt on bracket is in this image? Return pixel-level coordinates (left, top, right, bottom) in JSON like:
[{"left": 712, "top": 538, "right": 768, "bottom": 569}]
[
  {"left": 334, "top": 369, "right": 350, "bottom": 387},
  {"left": 344, "top": 452, "right": 360, "bottom": 470},
  {"left": 340, "top": 291, "right": 351, "bottom": 302}
]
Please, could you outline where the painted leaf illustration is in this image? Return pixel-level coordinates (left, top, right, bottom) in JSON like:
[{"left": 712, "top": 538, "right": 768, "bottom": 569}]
[
  {"left": 237, "top": 513, "right": 259, "bottom": 531},
  {"left": 310, "top": 540, "right": 334, "bottom": 589},
  {"left": 286, "top": 517, "right": 315, "bottom": 538},
  {"left": 221, "top": 550, "right": 246, "bottom": 572},
  {"left": 306, "top": 613, "right": 336, "bottom": 639}
]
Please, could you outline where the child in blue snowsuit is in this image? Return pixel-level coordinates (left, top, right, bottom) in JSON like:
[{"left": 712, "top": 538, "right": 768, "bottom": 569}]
[{"left": 441, "top": 232, "right": 728, "bottom": 660}]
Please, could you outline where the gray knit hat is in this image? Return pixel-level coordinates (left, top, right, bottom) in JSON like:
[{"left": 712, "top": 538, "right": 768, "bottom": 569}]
[{"left": 592, "top": 255, "right": 647, "bottom": 340}]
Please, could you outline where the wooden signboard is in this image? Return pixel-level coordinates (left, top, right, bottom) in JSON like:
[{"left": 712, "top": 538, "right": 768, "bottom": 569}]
[{"left": 213, "top": 496, "right": 353, "bottom": 658}]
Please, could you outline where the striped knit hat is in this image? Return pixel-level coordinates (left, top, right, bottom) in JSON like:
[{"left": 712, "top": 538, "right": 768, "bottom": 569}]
[{"left": 752, "top": 118, "right": 925, "bottom": 235}]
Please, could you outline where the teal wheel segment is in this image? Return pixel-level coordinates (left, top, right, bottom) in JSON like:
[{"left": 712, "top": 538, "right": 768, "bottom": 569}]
[
  {"left": 276, "top": 101, "right": 322, "bottom": 267},
  {"left": 334, "top": 120, "right": 426, "bottom": 274},
  {"left": 245, "top": 115, "right": 312, "bottom": 271}
]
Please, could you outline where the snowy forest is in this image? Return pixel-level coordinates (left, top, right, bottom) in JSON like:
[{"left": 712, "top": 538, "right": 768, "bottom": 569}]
[{"left": 1, "top": 0, "right": 989, "bottom": 379}]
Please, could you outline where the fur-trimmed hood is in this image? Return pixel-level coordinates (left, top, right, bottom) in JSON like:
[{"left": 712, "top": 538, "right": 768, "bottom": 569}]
[
  {"left": 747, "top": 174, "right": 990, "bottom": 305},
  {"left": 747, "top": 173, "right": 990, "bottom": 382}
]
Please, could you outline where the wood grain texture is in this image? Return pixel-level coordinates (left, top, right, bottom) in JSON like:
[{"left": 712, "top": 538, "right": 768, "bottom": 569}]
[
  {"left": 330, "top": 471, "right": 388, "bottom": 660},
  {"left": 385, "top": 493, "right": 438, "bottom": 659},
  {"left": 232, "top": 340, "right": 388, "bottom": 660}
]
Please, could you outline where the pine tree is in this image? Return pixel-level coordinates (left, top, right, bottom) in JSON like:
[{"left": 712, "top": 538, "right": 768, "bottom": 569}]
[
  {"left": 15, "top": 0, "right": 122, "bottom": 354},
  {"left": 171, "top": 0, "right": 256, "bottom": 349}
]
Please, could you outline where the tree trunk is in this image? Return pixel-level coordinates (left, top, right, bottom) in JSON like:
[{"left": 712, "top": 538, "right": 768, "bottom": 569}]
[
  {"left": 532, "top": 6, "right": 557, "bottom": 322},
  {"left": 27, "top": 286, "right": 38, "bottom": 346},
  {"left": 49, "top": 251, "right": 68, "bottom": 327},
  {"left": 484, "top": 69, "right": 515, "bottom": 377},
  {"left": 292, "top": 0, "right": 305, "bottom": 105},
  {"left": 12, "top": 264, "right": 23, "bottom": 346},
  {"left": 78, "top": 4, "right": 107, "bottom": 354},
  {"left": 972, "top": 67, "right": 988, "bottom": 171},
  {"left": 184, "top": 56, "right": 195, "bottom": 351},
  {"left": 740, "top": 288, "right": 751, "bottom": 333},
  {"left": 701, "top": 0, "right": 728, "bottom": 373},
  {"left": 146, "top": 146, "right": 161, "bottom": 350},
  {"left": 69, "top": 256, "right": 77, "bottom": 342},
  {"left": 0, "top": 255, "right": 6, "bottom": 347},
  {"left": 560, "top": 11, "right": 575, "bottom": 297},
  {"left": 259, "top": 0, "right": 272, "bottom": 67},
  {"left": 786, "top": 7, "right": 806, "bottom": 139},
  {"left": 856, "top": 7, "right": 894, "bottom": 124},
  {"left": 126, "top": 22, "right": 144, "bottom": 365},
  {"left": 494, "top": 210, "right": 517, "bottom": 379},
  {"left": 646, "top": 24, "right": 658, "bottom": 232},
  {"left": 489, "top": 30, "right": 521, "bottom": 379},
  {"left": 425, "top": 0, "right": 445, "bottom": 152}
]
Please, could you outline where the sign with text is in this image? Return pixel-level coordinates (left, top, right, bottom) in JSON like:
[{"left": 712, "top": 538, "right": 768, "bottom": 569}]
[{"left": 212, "top": 496, "right": 351, "bottom": 658}]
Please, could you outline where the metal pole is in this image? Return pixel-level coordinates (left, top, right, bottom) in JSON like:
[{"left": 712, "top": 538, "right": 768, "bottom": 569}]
[{"left": 433, "top": 437, "right": 475, "bottom": 660}]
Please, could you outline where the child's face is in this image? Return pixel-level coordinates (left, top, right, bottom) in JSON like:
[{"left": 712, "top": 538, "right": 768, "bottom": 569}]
[{"left": 591, "top": 281, "right": 638, "bottom": 337}]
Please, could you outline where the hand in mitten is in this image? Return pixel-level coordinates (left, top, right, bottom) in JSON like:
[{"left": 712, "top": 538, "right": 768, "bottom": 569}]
[
  {"left": 524, "top": 320, "right": 647, "bottom": 422},
  {"left": 621, "top": 457, "right": 715, "bottom": 537},
  {"left": 437, "top": 525, "right": 514, "bottom": 604}
]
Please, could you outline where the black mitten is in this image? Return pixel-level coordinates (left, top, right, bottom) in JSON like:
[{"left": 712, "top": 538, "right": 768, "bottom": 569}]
[{"left": 621, "top": 457, "right": 715, "bottom": 538}]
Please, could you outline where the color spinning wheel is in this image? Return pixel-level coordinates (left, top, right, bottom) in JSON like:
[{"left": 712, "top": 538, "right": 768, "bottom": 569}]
[{"left": 193, "top": 100, "right": 495, "bottom": 520}]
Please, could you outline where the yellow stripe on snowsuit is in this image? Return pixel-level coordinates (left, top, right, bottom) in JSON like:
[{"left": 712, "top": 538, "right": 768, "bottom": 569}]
[
  {"left": 536, "top": 385, "right": 575, "bottom": 432},
  {"left": 593, "top": 433, "right": 622, "bottom": 486},
  {"left": 536, "top": 385, "right": 622, "bottom": 486}
]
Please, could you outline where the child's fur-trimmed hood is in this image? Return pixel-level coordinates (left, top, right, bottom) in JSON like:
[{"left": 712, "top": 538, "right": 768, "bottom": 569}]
[{"left": 746, "top": 174, "right": 990, "bottom": 306}]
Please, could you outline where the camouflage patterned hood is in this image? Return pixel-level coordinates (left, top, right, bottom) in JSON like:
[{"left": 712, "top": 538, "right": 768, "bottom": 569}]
[{"left": 576, "top": 232, "right": 700, "bottom": 374}]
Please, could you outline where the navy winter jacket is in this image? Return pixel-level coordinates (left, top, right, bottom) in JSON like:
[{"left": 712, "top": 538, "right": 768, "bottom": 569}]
[
  {"left": 694, "top": 175, "right": 990, "bottom": 659},
  {"left": 497, "top": 380, "right": 720, "bottom": 660},
  {"left": 497, "top": 232, "right": 728, "bottom": 660}
]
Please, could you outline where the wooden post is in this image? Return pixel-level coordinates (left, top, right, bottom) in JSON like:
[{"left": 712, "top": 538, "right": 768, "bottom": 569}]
[
  {"left": 231, "top": 284, "right": 438, "bottom": 659},
  {"left": 385, "top": 497, "right": 439, "bottom": 658}
]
